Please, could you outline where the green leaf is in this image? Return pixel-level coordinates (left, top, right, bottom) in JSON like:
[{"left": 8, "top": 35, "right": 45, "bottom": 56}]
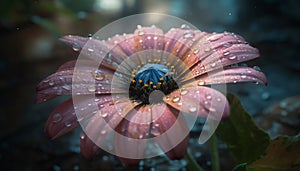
[
  {"left": 247, "top": 133, "right": 300, "bottom": 171},
  {"left": 216, "top": 94, "right": 270, "bottom": 164}
]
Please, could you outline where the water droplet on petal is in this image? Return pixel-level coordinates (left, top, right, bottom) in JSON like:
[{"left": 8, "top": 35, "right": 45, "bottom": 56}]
[
  {"left": 101, "top": 112, "right": 108, "bottom": 118},
  {"left": 253, "top": 66, "right": 261, "bottom": 71},
  {"left": 101, "top": 130, "right": 106, "bottom": 134},
  {"left": 223, "top": 51, "right": 230, "bottom": 56},
  {"left": 180, "top": 24, "right": 190, "bottom": 29},
  {"left": 62, "top": 85, "right": 71, "bottom": 90},
  {"left": 207, "top": 34, "right": 223, "bottom": 42},
  {"left": 49, "top": 80, "right": 55, "bottom": 86},
  {"left": 88, "top": 48, "right": 94, "bottom": 52},
  {"left": 204, "top": 48, "right": 211, "bottom": 52},
  {"left": 72, "top": 43, "right": 81, "bottom": 51},
  {"left": 198, "top": 80, "right": 205, "bottom": 86},
  {"left": 217, "top": 98, "right": 221, "bottom": 102},
  {"left": 88, "top": 86, "right": 96, "bottom": 92},
  {"left": 65, "top": 121, "right": 72, "bottom": 127},
  {"left": 183, "top": 31, "right": 195, "bottom": 39},
  {"left": 210, "top": 62, "right": 216, "bottom": 67},
  {"left": 138, "top": 30, "right": 144, "bottom": 36},
  {"left": 228, "top": 55, "right": 236, "bottom": 60},
  {"left": 206, "top": 94, "right": 212, "bottom": 100},
  {"left": 94, "top": 70, "right": 105, "bottom": 81},
  {"left": 193, "top": 49, "right": 199, "bottom": 55},
  {"left": 139, "top": 134, "right": 143, "bottom": 139},
  {"left": 189, "top": 105, "right": 197, "bottom": 112},
  {"left": 153, "top": 36, "right": 158, "bottom": 40},
  {"left": 80, "top": 135, "right": 85, "bottom": 140},
  {"left": 180, "top": 89, "right": 188, "bottom": 95},
  {"left": 172, "top": 96, "right": 180, "bottom": 103},
  {"left": 52, "top": 113, "right": 62, "bottom": 123},
  {"left": 241, "top": 75, "right": 247, "bottom": 79}
]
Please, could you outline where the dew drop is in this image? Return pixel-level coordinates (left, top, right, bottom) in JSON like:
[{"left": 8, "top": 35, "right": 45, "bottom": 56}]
[
  {"left": 189, "top": 105, "right": 197, "bottom": 112},
  {"left": 204, "top": 48, "right": 211, "bottom": 52},
  {"left": 210, "top": 62, "right": 216, "bottom": 67},
  {"left": 139, "top": 134, "right": 143, "bottom": 139},
  {"left": 147, "top": 36, "right": 151, "bottom": 40},
  {"left": 206, "top": 34, "right": 223, "bottom": 42},
  {"left": 101, "top": 112, "right": 108, "bottom": 118},
  {"left": 87, "top": 48, "right": 94, "bottom": 52},
  {"left": 137, "top": 25, "right": 142, "bottom": 29},
  {"left": 65, "top": 121, "right": 72, "bottom": 127},
  {"left": 101, "top": 130, "right": 106, "bottom": 134},
  {"left": 87, "top": 86, "right": 96, "bottom": 92},
  {"left": 206, "top": 94, "right": 212, "bottom": 100},
  {"left": 193, "top": 49, "right": 199, "bottom": 55},
  {"left": 180, "top": 24, "right": 190, "bottom": 29},
  {"left": 94, "top": 70, "right": 105, "bottom": 81},
  {"left": 241, "top": 75, "right": 247, "bottom": 79},
  {"left": 172, "top": 96, "right": 180, "bottom": 103},
  {"left": 52, "top": 113, "right": 62, "bottom": 123},
  {"left": 138, "top": 30, "right": 144, "bottom": 36},
  {"left": 180, "top": 89, "right": 188, "bottom": 95},
  {"left": 49, "top": 80, "right": 55, "bottom": 86},
  {"left": 62, "top": 85, "right": 71, "bottom": 90},
  {"left": 223, "top": 51, "right": 230, "bottom": 56},
  {"left": 183, "top": 31, "right": 195, "bottom": 39},
  {"left": 228, "top": 55, "right": 236, "bottom": 60},
  {"left": 198, "top": 80, "right": 205, "bottom": 86},
  {"left": 253, "top": 66, "right": 261, "bottom": 71},
  {"left": 72, "top": 43, "right": 81, "bottom": 51},
  {"left": 153, "top": 36, "right": 158, "bottom": 40},
  {"left": 80, "top": 135, "right": 85, "bottom": 140}
]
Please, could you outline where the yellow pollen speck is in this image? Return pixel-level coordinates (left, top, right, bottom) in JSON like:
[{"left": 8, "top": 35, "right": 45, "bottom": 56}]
[
  {"left": 166, "top": 63, "right": 170, "bottom": 66},
  {"left": 159, "top": 77, "right": 164, "bottom": 81},
  {"left": 149, "top": 81, "right": 153, "bottom": 85},
  {"left": 171, "top": 72, "right": 175, "bottom": 75},
  {"left": 131, "top": 79, "right": 136, "bottom": 83},
  {"left": 147, "top": 59, "right": 152, "bottom": 63},
  {"left": 170, "top": 65, "right": 175, "bottom": 69},
  {"left": 158, "top": 82, "right": 162, "bottom": 85},
  {"left": 137, "top": 65, "right": 141, "bottom": 69},
  {"left": 153, "top": 85, "right": 157, "bottom": 89},
  {"left": 165, "top": 73, "right": 169, "bottom": 76},
  {"left": 144, "top": 84, "right": 148, "bottom": 87},
  {"left": 139, "top": 80, "right": 143, "bottom": 83}
]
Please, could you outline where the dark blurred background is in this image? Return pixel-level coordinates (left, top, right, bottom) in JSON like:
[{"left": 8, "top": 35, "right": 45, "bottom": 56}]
[{"left": 0, "top": 0, "right": 299, "bottom": 170}]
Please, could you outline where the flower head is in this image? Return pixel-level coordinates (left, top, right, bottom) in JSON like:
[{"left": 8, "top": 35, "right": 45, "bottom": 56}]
[{"left": 37, "top": 25, "right": 267, "bottom": 166}]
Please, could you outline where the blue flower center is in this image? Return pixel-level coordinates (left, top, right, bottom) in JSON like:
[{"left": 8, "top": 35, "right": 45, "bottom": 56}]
[
  {"left": 129, "top": 64, "right": 178, "bottom": 105},
  {"left": 135, "top": 64, "right": 171, "bottom": 85}
]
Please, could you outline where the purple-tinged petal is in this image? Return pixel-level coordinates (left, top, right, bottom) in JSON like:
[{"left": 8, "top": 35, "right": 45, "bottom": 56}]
[
  {"left": 151, "top": 104, "right": 189, "bottom": 159},
  {"left": 83, "top": 99, "right": 139, "bottom": 154},
  {"left": 113, "top": 106, "right": 151, "bottom": 165},
  {"left": 60, "top": 35, "right": 126, "bottom": 71},
  {"left": 45, "top": 98, "right": 78, "bottom": 140},
  {"left": 45, "top": 95, "right": 115, "bottom": 140},
  {"left": 79, "top": 132, "right": 99, "bottom": 159},
  {"left": 36, "top": 68, "right": 127, "bottom": 103},
  {"left": 197, "top": 66, "right": 268, "bottom": 85},
  {"left": 164, "top": 86, "right": 230, "bottom": 119}
]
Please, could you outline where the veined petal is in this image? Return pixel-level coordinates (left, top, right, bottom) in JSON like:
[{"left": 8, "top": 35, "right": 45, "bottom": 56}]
[
  {"left": 151, "top": 105, "right": 189, "bottom": 159},
  {"left": 45, "top": 95, "right": 115, "bottom": 140},
  {"left": 36, "top": 68, "right": 127, "bottom": 103},
  {"left": 79, "top": 132, "right": 99, "bottom": 159},
  {"left": 113, "top": 106, "right": 151, "bottom": 165},
  {"left": 164, "top": 86, "right": 230, "bottom": 119},
  {"left": 83, "top": 99, "right": 139, "bottom": 155},
  {"left": 197, "top": 66, "right": 268, "bottom": 85}
]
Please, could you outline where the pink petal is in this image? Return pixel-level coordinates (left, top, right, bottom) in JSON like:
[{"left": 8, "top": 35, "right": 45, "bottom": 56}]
[
  {"left": 83, "top": 99, "right": 139, "bottom": 155},
  {"left": 151, "top": 104, "right": 189, "bottom": 159},
  {"left": 36, "top": 68, "right": 127, "bottom": 103},
  {"left": 45, "top": 98, "right": 78, "bottom": 140},
  {"left": 197, "top": 66, "right": 268, "bottom": 85},
  {"left": 60, "top": 35, "right": 124, "bottom": 70},
  {"left": 79, "top": 132, "right": 99, "bottom": 159},
  {"left": 45, "top": 95, "right": 115, "bottom": 139},
  {"left": 113, "top": 106, "right": 151, "bottom": 165},
  {"left": 164, "top": 86, "right": 230, "bottom": 119}
]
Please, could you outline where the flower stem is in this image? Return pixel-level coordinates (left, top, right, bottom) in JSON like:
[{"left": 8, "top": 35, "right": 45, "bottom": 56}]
[
  {"left": 185, "top": 150, "right": 205, "bottom": 171},
  {"left": 209, "top": 133, "right": 220, "bottom": 171}
]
